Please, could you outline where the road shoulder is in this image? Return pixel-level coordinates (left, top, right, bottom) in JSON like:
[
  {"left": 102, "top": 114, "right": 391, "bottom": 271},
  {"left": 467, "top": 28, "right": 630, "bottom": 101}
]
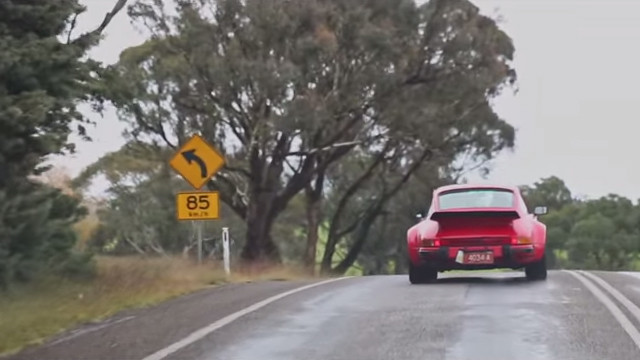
[{"left": 3, "top": 279, "right": 318, "bottom": 360}]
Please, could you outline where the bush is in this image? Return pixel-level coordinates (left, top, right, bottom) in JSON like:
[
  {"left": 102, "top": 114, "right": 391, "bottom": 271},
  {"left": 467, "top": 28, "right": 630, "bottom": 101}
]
[
  {"left": 57, "top": 251, "right": 97, "bottom": 280},
  {"left": 0, "top": 183, "right": 87, "bottom": 289}
]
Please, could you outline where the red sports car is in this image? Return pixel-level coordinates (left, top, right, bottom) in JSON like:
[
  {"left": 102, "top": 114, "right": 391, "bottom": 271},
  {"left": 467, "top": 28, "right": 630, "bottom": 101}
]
[{"left": 406, "top": 184, "right": 548, "bottom": 284}]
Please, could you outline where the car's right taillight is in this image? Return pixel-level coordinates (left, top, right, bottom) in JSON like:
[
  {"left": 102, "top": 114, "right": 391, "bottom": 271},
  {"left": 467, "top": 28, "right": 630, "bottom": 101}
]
[{"left": 511, "top": 236, "right": 532, "bottom": 245}]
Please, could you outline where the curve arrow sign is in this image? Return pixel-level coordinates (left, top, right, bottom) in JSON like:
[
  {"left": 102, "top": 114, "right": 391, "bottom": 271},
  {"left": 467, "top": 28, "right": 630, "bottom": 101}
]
[{"left": 181, "top": 149, "right": 208, "bottom": 178}]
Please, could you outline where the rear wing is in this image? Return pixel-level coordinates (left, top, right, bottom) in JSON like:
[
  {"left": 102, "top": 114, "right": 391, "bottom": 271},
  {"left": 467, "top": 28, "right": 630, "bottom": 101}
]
[{"left": 430, "top": 209, "right": 520, "bottom": 221}]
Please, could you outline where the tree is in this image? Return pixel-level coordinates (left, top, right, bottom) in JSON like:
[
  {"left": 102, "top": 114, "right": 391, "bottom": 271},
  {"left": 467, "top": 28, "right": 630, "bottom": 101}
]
[
  {"left": 520, "top": 176, "right": 573, "bottom": 212},
  {"left": 74, "top": 142, "right": 184, "bottom": 255},
  {"left": 102, "top": 0, "right": 516, "bottom": 264},
  {"left": 348, "top": 163, "right": 452, "bottom": 275},
  {"left": 518, "top": 176, "right": 640, "bottom": 271},
  {"left": 315, "top": 0, "right": 517, "bottom": 274},
  {"left": 539, "top": 203, "right": 581, "bottom": 267},
  {"left": 565, "top": 213, "right": 638, "bottom": 270},
  {"left": 566, "top": 195, "right": 640, "bottom": 270},
  {"left": 74, "top": 141, "right": 307, "bottom": 260},
  {"left": 0, "top": 0, "right": 127, "bottom": 287}
]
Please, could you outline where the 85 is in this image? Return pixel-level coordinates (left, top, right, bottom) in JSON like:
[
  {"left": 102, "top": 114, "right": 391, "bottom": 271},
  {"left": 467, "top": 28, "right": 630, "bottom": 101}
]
[{"left": 186, "top": 195, "right": 210, "bottom": 210}]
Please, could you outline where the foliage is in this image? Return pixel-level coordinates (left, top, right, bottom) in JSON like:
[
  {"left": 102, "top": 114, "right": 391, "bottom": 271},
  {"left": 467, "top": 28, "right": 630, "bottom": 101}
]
[
  {"left": 77, "top": 147, "right": 640, "bottom": 274},
  {"left": 520, "top": 176, "right": 573, "bottom": 212},
  {"left": 73, "top": 141, "right": 307, "bottom": 260},
  {"left": 100, "top": 0, "right": 516, "bottom": 265},
  {"left": 310, "top": 0, "right": 517, "bottom": 274},
  {"left": 522, "top": 177, "right": 640, "bottom": 271},
  {"left": 0, "top": 0, "right": 127, "bottom": 287},
  {"left": 353, "top": 164, "right": 453, "bottom": 275},
  {"left": 0, "top": 182, "right": 88, "bottom": 287}
]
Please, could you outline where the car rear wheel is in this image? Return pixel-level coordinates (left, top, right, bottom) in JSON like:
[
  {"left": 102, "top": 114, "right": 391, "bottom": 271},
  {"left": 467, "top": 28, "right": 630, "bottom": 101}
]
[
  {"left": 409, "top": 263, "right": 438, "bottom": 284},
  {"left": 525, "top": 255, "right": 547, "bottom": 281}
]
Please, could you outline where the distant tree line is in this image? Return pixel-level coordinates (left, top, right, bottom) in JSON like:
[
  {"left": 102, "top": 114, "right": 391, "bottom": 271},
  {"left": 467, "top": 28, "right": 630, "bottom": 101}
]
[{"left": 521, "top": 176, "right": 640, "bottom": 271}]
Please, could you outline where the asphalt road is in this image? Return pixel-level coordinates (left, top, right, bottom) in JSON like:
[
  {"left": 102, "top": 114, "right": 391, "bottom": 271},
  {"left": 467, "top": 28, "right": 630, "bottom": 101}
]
[{"left": 7, "top": 270, "right": 640, "bottom": 360}]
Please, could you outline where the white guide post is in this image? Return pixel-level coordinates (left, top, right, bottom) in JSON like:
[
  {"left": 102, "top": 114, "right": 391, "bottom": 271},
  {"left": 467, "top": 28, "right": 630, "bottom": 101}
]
[{"left": 222, "top": 227, "right": 230, "bottom": 276}]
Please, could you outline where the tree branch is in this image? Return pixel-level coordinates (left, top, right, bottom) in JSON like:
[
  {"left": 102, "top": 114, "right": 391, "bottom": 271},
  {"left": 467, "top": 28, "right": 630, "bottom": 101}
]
[
  {"left": 72, "top": 0, "right": 129, "bottom": 49},
  {"left": 224, "top": 164, "right": 251, "bottom": 178},
  {"left": 327, "top": 142, "right": 392, "bottom": 243},
  {"left": 124, "top": 236, "right": 147, "bottom": 256},
  {"left": 285, "top": 141, "right": 363, "bottom": 157},
  {"left": 328, "top": 148, "right": 431, "bottom": 274},
  {"left": 321, "top": 142, "right": 393, "bottom": 270},
  {"left": 206, "top": 174, "right": 248, "bottom": 219},
  {"left": 331, "top": 199, "right": 385, "bottom": 274},
  {"left": 272, "top": 154, "right": 316, "bottom": 214},
  {"left": 66, "top": 12, "right": 80, "bottom": 44},
  {"left": 326, "top": 138, "right": 469, "bottom": 273}
]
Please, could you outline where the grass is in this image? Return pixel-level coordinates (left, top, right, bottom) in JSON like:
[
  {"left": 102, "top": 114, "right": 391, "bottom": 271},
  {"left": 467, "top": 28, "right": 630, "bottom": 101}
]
[{"left": 0, "top": 255, "right": 313, "bottom": 356}]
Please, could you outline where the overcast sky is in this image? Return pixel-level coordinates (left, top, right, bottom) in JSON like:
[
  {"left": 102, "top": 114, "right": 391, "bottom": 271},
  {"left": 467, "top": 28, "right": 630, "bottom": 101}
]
[{"left": 56, "top": 0, "right": 640, "bottom": 201}]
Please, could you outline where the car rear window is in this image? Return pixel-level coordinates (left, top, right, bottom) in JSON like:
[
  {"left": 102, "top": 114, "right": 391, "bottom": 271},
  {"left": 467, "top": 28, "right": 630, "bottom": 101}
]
[{"left": 438, "top": 189, "right": 515, "bottom": 210}]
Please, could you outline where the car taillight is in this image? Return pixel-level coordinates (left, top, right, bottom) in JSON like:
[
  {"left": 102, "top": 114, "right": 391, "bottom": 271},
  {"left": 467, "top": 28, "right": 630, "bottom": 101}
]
[
  {"left": 419, "top": 238, "right": 440, "bottom": 247},
  {"left": 511, "top": 237, "right": 532, "bottom": 245}
]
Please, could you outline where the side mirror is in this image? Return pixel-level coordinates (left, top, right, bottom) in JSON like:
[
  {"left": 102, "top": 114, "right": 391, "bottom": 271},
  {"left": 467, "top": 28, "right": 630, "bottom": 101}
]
[{"left": 533, "top": 206, "right": 548, "bottom": 215}]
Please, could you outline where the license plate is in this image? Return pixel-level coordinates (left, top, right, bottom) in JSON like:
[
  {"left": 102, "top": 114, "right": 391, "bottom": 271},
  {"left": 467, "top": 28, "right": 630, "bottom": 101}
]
[{"left": 461, "top": 251, "right": 494, "bottom": 264}]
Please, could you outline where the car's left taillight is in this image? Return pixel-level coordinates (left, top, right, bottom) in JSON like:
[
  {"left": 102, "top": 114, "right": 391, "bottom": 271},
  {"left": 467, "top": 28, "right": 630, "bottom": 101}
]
[{"left": 419, "top": 238, "right": 440, "bottom": 247}]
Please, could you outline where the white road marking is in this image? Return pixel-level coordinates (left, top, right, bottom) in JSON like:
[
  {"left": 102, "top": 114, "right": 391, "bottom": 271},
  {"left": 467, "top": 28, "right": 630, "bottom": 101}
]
[
  {"left": 579, "top": 271, "right": 640, "bottom": 324},
  {"left": 140, "top": 277, "right": 352, "bottom": 360},
  {"left": 48, "top": 316, "right": 136, "bottom": 346},
  {"left": 564, "top": 270, "right": 640, "bottom": 350}
]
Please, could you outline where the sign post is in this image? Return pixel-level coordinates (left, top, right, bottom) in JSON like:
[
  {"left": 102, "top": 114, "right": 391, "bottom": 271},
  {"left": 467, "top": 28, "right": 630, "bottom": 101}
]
[
  {"left": 170, "top": 134, "right": 225, "bottom": 264},
  {"left": 197, "top": 221, "right": 203, "bottom": 264}
]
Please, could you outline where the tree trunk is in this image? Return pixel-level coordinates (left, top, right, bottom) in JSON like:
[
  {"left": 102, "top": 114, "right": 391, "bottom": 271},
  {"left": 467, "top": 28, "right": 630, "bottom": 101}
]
[
  {"left": 240, "top": 191, "right": 281, "bottom": 263},
  {"left": 393, "top": 220, "right": 408, "bottom": 274},
  {"left": 303, "top": 174, "right": 324, "bottom": 274},
  {"left": 304, "top": 193, "right": 320, "bottom": 274},
  {"left": 393, "top": 240, "right": 407, "bottom": 274},
  {"left": 320, "top": 239, "right": 335, "bottom": 274},
  {"left": 320, "top": 147, "right": 432, "bottom": 275},
  {"left": 331, "top": 204, "right": 382, "bottom": 275},
  {"left": 239, "top": 143, "right": 287, "bottom": 264}
]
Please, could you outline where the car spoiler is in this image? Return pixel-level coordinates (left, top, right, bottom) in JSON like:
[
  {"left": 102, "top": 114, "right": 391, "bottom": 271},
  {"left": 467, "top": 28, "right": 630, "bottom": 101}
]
[{"left": 430, "top": 209, "right": 520, "bottom": 221}]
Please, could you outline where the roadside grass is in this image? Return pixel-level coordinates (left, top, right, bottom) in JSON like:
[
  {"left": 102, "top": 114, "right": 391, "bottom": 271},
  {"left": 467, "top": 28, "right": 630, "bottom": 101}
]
[{"left": 0, "top": 255, "right": 314, "bottom": 356}]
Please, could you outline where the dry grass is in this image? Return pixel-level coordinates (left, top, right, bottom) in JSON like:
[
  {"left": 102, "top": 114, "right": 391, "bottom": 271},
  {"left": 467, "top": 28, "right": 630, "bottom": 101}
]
[
  {"left": 0, "top": 256, "right": 313, "bottom": 356},
  {"left": 72, "top": 214, "right": 100, "bottom": 251}
]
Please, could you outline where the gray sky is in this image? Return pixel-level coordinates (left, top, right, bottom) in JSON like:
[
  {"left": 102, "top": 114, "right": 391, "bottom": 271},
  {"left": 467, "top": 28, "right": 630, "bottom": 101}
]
[{"left": 54, "top": 0, "right": 640, "bottom": 201}]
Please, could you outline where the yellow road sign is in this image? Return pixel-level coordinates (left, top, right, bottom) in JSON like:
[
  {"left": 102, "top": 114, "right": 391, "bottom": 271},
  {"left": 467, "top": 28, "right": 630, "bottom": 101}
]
[
  {"left": 176, "top": 191, "right": 220, "bottom": 220},
  {"left": 169, "top": 134, "right": 225, "bottom": 189}
]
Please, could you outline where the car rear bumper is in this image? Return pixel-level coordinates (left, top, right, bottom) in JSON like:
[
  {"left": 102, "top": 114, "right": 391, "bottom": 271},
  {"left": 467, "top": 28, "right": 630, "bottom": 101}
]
[{"left": 414, "top": 244, "right": 540, "bottom": 270}]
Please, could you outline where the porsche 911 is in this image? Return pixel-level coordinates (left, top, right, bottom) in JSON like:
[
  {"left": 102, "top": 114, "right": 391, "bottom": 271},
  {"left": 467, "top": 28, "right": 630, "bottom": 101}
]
[{"left": 406, "top": 184, "right": 548, "bottom": 284}]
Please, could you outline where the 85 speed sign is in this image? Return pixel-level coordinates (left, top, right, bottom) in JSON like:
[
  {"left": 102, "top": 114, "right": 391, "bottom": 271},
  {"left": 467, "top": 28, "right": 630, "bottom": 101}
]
[{"left": 176, "top": 191, "right": 220, "bottom": 220}]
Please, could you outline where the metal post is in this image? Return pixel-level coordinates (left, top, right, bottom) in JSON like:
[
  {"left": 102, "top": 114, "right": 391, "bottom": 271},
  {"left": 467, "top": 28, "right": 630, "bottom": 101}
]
[
  {"left": 222, "top": 227, "right": 230, "bottom": 276},
  {"left": 197, "top": 222, "right": 203, "bottom": 264}
]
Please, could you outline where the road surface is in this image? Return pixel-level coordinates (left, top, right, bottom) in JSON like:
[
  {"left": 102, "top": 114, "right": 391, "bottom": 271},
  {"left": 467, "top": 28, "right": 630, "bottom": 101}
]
[{"left": 6, "top": 270, "right": 640, "bottom": 360}]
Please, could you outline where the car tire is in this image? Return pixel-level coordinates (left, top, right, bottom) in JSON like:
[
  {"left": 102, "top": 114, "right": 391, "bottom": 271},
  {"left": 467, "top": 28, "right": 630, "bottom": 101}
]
[
  {"left": 409, "top": 263, "right": 438, "bottom": 284},
  {"left": 525, "top": 255, "right": 547, "bottom": 281}
]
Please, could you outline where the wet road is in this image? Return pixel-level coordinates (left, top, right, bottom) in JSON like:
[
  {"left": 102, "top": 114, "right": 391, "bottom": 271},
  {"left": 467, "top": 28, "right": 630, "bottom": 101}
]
[{"left": 8, "top": 270, "right": 640, "bottom": 360}]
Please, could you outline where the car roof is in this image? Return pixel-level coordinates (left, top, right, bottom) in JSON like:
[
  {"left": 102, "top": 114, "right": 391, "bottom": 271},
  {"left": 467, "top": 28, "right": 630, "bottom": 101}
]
[{"left": 434, "top": 183, "right": 520, "bottom": 194}]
